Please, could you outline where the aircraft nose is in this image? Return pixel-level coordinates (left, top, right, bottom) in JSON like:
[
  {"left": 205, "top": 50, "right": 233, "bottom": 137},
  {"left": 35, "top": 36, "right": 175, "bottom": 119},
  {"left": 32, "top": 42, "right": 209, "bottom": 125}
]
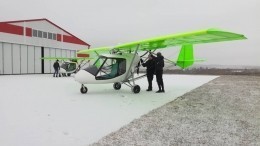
[{"left": 74, "top": 70, "right": 92, "bottom": 84}]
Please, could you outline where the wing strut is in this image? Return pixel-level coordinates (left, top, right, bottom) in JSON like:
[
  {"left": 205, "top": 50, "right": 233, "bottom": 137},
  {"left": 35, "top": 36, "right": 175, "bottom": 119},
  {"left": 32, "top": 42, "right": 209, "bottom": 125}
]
[{"left": 124, "top": 44, "right": 140, "bottom": 83}]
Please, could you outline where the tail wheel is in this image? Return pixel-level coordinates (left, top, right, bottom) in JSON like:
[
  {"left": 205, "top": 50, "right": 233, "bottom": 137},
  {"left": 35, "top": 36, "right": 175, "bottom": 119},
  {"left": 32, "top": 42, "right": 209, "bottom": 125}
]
[
  {"left": 80, "top": 86, "right": 88, "bottom": 94},
  {"left": 132, "top": 85, "right": 140, "bottom": 93},
  {"left": 67, "top": 73, "right": 71, "bottom": 76},
  {"left": 113, "top": 82, "right": 121, "bottom": 90}
]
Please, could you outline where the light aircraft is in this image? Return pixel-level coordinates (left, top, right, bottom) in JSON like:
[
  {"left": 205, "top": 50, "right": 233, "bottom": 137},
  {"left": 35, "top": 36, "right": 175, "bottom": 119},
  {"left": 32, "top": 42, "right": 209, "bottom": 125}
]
[
  {"left": 42, "top": 57, "right": 92, "bottom": 76},
  {"left": 74, "top": 28, "right": 247, "bottom": 94}
]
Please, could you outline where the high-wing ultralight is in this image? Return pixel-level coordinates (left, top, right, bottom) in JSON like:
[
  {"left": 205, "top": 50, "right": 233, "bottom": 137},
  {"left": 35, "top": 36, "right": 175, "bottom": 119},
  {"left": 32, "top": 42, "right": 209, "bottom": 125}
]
[
  {"left": 41, "top": 57, "right": 92, "bottom": 76},
  {"left": 74, "top": 28, "right": 247, "bottom": 94}
]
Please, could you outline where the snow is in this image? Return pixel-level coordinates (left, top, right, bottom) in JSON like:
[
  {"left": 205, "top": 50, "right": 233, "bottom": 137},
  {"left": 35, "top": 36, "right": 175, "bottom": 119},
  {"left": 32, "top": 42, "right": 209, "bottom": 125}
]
[{"left": 0, "top": 74, "right": 218, "bottom": 146}]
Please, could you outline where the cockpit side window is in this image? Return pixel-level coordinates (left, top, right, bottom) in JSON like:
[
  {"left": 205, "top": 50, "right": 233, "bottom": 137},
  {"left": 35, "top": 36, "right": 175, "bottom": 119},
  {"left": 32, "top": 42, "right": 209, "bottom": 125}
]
[
  {"left": 95, "top": 58, "right": 126, "bottom": 80},
  {"left": 67, "top": 63, "right": 76, "bottom": 72},
  {"left": 61, "top": 62, "right": 69, "bottom": 70}
]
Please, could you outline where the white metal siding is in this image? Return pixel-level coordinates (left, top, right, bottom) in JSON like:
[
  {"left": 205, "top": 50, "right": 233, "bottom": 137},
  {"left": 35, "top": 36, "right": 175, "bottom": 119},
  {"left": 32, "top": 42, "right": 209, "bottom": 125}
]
[
  {"left": 35, "top": 46, "right": 41, "bottom": 73},
  {"left": 71, "top": 50, "right": 76, "bottom": 57},
  {"left": 0, "top": 41, "right": 78, "bottom": 75},
  {"left": 55, "top": 49, "right": 61, "bottom": 57},
  {"left": 62, "top": 49, "right": 66, "bottom": 58},
  {"left": 50, "top": 48, "right": 55, "bottom": 73},
  {"left": 66, "top": 50, "right": 71, "bottom": 58},
  {"left": 21, "top": 45, "right": 28, "bottom": 74},
  {"left": 12, "top": 44, "right": 21, "bottom": 74},
  {"left": 27, "top": 46, "right": 35, "bottom": 73},
  {"left": 44, "top": 48, "right": 51, "bottom": 73},
  {"left": 3, "top": 43, "right": 12, "bottom": 74},
  {"left": 0, "top": 42, "right": 3, "bottom": 74}
]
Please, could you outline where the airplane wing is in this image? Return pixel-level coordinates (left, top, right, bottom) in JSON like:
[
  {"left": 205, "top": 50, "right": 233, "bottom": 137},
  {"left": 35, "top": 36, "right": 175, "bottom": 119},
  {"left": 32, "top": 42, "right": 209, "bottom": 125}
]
[
  {"left": 77, "top": 47, "right": 111, "bottom": 55},
  {"left": 41, "top": 57, "right": 93, "bottom": 61},
  {"left": 114, "top": 28, "right": 247, "bottom": 52}
]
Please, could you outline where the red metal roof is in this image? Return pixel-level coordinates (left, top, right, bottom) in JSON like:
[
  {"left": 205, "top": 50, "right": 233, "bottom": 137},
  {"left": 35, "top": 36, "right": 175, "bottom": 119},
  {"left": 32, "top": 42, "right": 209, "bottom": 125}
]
[{"left": 0, "top": 18, "right": 90, "bottom": 47}]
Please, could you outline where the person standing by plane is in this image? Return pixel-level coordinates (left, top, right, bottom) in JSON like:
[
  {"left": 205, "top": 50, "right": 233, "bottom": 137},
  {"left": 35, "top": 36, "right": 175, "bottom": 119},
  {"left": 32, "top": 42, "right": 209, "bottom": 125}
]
[
  {"left": 53, "top": 60, "right": 60, "bottom": 77},
  {"left": 141, "top": 54, "right": 155, "bottom": 91},
  {"left": 155, "top": 52, "right": 165, "bottom": 93}
]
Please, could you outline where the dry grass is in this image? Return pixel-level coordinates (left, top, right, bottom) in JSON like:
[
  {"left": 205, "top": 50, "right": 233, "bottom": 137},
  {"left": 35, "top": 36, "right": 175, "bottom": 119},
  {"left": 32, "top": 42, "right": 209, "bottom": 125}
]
[{"left": 91, "top": 76, "right": 260, "bottom": 146}]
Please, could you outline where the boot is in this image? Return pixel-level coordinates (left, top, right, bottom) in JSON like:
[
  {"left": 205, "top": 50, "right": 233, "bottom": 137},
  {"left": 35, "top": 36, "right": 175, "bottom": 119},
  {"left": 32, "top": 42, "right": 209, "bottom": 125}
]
[
  {"left": 156, "top": 85, "right": 162, "bottom": 93},
  {"left": 161, "top": 84, "right": 165, "bottom": 92}
]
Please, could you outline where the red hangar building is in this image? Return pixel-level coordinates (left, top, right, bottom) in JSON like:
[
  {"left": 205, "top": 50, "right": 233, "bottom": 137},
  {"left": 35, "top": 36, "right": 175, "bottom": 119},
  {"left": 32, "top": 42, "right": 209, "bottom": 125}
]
[{"left": 0, "top": 18, "right": 90, "bottom": 75}]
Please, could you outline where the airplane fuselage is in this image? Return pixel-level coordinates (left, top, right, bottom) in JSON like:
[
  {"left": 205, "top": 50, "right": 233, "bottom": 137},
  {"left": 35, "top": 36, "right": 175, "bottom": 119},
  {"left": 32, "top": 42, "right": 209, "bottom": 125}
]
[{"left": 74, "top": 53, "right": 140, "bottom": 84}]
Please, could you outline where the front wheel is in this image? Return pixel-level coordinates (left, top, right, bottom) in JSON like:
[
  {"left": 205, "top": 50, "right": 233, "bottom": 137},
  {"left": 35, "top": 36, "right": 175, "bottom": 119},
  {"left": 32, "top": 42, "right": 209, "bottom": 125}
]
[
  {"left": 113, "top": 82, "right": 121, "bottom": 90},
  {"left": 67, "top": 73, "right": 71, "bottom": 76},
  {"left": 80, "top": 86, "right": 88, "bottom": 94},
  {"left": 132, "top": 85, "right": 140, "bottom": 94}
]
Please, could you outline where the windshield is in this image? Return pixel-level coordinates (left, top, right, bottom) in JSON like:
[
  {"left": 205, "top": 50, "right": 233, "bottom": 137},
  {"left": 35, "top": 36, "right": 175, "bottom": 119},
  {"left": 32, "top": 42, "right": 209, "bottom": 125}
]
[
  {"left": 61, "top": 62, "right": 77, "bottom": 71},
  {"left": 84, "top": 56, "right": 126, "bottom": 79},
  {"left": 84, "top": 57, "right": 106, "bottom": 75},
  {"left": 95, "top": 57, "right": 126, "bottom": 80},
  {"left": 61, "top": 62, "right": 69, "bottom": 70}
]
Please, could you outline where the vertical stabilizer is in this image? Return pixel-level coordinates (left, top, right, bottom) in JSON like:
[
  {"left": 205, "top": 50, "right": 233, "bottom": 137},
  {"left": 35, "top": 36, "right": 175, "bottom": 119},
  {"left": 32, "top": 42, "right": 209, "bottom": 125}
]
[{"left": 176, "top": 44, "right": 194, "bottom": 69}]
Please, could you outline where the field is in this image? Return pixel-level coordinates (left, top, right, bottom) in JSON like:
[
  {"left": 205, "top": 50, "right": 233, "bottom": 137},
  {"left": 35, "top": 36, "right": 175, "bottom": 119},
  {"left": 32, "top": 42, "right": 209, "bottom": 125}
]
[{"left": 0, "top": 74, "right": 216, "bottom": 146}]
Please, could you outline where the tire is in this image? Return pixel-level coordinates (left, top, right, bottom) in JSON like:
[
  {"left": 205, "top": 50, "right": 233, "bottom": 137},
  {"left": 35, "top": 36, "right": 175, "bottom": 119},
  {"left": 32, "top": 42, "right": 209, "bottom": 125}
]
[
  {"left": 113, "top": 82, "right": 121, "bottom": 90},
  {"left": 132, "top": 85, "right": 140, "bottom": 93},
  {"left": 67, "top": 73, "right": 71, "bottom": 76},
  {"left": 80, "top": 86, "right": 88, "bottom": 94}
]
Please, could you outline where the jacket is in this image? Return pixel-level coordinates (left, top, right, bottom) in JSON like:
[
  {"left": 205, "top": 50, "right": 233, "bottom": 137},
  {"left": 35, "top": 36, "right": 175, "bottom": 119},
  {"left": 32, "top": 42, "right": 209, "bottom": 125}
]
[
  {"left": 53, "top": 62, "right": 60, "bottom": 70},
  {"left": 142, "top": 59, "right": 155, "bottom": 75},
  {"left": 155, "top": 56, "right": 164, "bottom": 71}
]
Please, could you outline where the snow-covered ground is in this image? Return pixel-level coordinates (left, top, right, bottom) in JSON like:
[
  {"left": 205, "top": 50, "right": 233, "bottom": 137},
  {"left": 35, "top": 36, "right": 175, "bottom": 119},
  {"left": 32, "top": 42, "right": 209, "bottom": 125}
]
[{"left": 0, "top": 74, "right": 217, "bottom": 146}]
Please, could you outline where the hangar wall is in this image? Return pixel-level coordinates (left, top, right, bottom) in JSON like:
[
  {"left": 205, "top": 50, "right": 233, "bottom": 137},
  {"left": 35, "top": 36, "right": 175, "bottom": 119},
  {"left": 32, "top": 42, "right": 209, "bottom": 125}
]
[
  {"left": 0, "top": 42, "right": 76, "bottom": 74},
  {"left": 0, "top": 19, "right": 89, "bottom": 75}
]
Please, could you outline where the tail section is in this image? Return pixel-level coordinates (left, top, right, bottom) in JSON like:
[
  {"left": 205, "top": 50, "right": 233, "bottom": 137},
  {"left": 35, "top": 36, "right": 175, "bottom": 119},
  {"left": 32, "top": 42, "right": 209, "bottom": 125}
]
[{"left": 176, "top": 44, "right": 205, "bottom": 69}]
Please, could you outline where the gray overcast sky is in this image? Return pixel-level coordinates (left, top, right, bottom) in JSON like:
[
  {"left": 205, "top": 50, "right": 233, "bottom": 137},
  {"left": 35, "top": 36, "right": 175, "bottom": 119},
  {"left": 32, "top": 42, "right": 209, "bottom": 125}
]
[{"left": 0, "top": 0, "right": 259, "bottom": 66}]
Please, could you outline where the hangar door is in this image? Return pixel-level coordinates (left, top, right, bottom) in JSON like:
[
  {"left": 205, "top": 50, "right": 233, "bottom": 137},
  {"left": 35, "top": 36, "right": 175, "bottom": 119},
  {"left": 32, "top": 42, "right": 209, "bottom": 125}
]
[
  {"left": 43, "top": 48, "right": 76, "bottom": 74},
  {"left": 0, "top": 42, "right": 77, "bottom": 75},
  {"left": 0, "top": 42, "right": 42, "bottom": 75}
]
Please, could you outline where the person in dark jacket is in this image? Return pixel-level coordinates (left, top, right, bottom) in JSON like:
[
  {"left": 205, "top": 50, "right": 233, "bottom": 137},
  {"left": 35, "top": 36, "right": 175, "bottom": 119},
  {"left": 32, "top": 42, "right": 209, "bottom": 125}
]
[
  {"left": 141, "top": 54, "right": 155, "bottom": 91},
  {"left": 53, "top": 60, "right": 60, "bottom": 77},
  {"left": 155, "top": 52, "right": 165, "bottom": 93}
]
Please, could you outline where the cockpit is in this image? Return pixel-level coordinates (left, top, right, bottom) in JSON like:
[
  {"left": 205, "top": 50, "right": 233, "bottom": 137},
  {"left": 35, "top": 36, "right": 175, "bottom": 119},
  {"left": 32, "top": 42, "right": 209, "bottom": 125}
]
[
  {"left": 84, "top": 56, "right": 126, "bottom": 80},
  {"left": 61, "top": 62, "right": 77, "bottom": 72}
]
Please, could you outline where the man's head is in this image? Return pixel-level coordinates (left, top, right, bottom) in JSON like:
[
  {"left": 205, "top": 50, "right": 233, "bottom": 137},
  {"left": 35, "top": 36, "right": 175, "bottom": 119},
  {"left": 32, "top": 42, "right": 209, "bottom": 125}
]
[
  {"left": 56, "top": 59, "right": 59, "bottom": 62},
  {"left": 157, "top": 52, "right": 162, "bottom": 57},
  {"left": 148, "top": 54, "right": 154, "bottom": 60}
]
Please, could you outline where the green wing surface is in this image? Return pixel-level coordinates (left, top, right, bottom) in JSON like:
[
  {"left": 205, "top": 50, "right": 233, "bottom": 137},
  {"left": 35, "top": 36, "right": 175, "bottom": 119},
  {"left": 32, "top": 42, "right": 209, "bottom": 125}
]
[
  {"left": 77, "top": 47, "right": 111, "bottom": 55},
  {"left": 114, "top": 28, "right": 247, "bottom": 52},
  {"left": 41, "top": 57, "right": 93, "bottom": 60}
]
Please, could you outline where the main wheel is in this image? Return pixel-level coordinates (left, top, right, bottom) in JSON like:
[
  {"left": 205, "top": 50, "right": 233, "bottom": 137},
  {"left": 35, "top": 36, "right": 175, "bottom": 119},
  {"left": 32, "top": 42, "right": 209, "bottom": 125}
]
[
  {"left": 67, "top": 73, "right": 71, "bottom": 76},
  {"left": 80, "top": 86, "right": 88, "bottom": 94},
  {"left": 113, "top": 82, "right": 121, "bottom": 90},
  {"left": 132, "top": 85, "right": 140, "bottom": 93}
]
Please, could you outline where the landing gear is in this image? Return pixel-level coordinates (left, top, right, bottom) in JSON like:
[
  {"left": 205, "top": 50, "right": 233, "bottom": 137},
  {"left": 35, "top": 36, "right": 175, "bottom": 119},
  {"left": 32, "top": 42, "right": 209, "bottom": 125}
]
[
  {"left": 132, "top": 85, "right": 140, "bottom": 93},
  {"left": 67, "top": 73, "right": 71, "bottom": 76},
  {"left": 113, "top": 82, "right": 121, "bottom": 90},
  {"left": 80, "top": 85, "right": 88, "bottom": 94}
]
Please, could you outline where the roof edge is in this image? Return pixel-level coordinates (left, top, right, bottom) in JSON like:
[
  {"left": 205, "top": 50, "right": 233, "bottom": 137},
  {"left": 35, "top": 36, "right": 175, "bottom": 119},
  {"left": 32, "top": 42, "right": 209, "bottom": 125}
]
[{"left": 0, "top": 18, "right": 90, "bottom": 47}]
